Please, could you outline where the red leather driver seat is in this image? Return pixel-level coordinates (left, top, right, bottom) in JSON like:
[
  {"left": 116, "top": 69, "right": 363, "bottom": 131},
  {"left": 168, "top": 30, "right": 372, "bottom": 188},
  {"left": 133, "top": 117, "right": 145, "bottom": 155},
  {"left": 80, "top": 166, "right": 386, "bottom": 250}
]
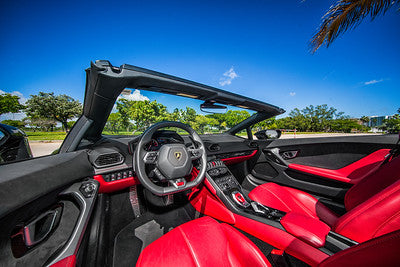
[
  {"left": 249, "top": 154, "right": 400, "bottom": 242},
  {"left": 137, "top": 216, "right": 400, "bottom": 267},
  {"left": 137, "top": 216, "right": 270, "bottom": 267}
]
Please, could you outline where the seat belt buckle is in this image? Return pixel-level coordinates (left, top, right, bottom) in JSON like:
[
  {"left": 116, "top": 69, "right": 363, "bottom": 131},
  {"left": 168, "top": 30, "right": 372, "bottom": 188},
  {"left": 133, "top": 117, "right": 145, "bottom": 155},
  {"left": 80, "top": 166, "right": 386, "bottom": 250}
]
[{"left": 267, "top": 249, "right": 291, "bottom": 267}]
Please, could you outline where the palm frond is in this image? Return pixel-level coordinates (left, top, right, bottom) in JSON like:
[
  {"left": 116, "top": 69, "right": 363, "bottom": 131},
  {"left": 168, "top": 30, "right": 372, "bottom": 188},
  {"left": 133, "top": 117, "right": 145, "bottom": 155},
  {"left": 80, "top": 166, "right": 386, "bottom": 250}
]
[{"left": 310, "top": 0, "right": 399, "bottom": 53}]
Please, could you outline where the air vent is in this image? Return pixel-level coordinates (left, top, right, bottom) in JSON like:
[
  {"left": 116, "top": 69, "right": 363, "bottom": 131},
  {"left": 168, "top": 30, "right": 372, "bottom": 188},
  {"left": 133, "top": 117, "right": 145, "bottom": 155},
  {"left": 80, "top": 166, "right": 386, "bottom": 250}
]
[
  {"left": 94, "top": 152, "right": 124, "bottom": 168},
  {"left": 248, "top": 141, "right": 259, "bottom": 148},
  {"left": 208, "top": 143, "right": 221, "bottom": 152}
]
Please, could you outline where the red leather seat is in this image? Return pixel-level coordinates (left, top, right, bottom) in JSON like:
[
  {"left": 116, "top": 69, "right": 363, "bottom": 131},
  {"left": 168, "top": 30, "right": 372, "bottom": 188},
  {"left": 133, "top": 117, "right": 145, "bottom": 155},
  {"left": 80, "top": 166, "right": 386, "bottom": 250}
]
[
  {"left": 249, "top": 154, "right": 400, "bottom": 242},
  {"left": 136, "top": 216, "right": 270, "bottom": 267},
  {"left": 137, "top": 217, "right": 400, "bottom": 267}
]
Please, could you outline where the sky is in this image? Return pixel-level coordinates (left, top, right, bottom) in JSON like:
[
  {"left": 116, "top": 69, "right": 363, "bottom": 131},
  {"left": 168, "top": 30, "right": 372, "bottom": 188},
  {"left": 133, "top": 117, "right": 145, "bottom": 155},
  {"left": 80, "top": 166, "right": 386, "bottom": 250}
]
[{"left": 0, "top": 0, "right": 399, "bottom": 121}]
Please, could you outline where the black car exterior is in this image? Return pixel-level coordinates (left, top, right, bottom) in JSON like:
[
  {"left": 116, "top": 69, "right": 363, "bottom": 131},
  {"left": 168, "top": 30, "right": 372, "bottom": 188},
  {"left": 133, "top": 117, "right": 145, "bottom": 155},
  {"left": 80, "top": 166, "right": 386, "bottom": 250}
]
[{"left": 0, "top": 123, "right": 32, "bottom": 163}]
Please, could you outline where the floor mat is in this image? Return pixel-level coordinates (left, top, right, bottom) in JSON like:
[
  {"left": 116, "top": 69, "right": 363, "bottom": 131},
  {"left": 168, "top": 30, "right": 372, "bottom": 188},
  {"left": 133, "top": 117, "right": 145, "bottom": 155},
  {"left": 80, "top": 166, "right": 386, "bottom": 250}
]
[
  {"left": 112, "top": 204, "right": 194, "bottom": 267},
  {"left": 135, "top": 220, "right": 164, "bottom": 250}
]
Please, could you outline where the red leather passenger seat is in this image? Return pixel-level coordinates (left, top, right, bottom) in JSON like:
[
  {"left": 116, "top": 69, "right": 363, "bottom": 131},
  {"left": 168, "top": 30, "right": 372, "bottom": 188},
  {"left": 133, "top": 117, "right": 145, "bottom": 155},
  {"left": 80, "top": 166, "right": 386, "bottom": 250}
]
[
  {"left": 249, "top": 155, "right": 400, "bottom": 242},
  {"left": 137, "top": 216, "right": 270, "bottom": 267}
]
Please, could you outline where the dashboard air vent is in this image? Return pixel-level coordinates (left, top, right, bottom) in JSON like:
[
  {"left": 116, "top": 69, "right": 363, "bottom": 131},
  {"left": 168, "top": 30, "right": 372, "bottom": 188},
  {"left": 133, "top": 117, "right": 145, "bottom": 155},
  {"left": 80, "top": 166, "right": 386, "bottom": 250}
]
[
  {"left": 94, "top": 152, "right": 124, "bottom": 168},
  {"left": 208, "top": 143, "right": 221, "bottom": 152}
]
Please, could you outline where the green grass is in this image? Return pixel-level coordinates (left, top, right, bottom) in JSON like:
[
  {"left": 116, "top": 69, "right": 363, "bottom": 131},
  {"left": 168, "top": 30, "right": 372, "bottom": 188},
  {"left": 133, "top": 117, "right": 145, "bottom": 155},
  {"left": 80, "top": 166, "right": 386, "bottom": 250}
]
[{"left": 26, "top": 131, "right": 67, "bottom": 141}]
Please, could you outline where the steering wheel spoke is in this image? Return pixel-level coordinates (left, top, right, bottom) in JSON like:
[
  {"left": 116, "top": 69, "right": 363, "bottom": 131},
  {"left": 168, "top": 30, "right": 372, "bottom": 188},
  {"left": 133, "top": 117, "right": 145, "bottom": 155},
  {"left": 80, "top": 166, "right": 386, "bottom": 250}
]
[
  {"left": 153, "top": 167, "right": 167, "bottom": 181},
  {"left": 170, "top": 178, "right": 186, "bottom": 189},
  {"left": 143, "top": 151, "right": 159, "bottom": 164},
  {"left": 188, "top": 148, "right": 204, "bottom": 160}
]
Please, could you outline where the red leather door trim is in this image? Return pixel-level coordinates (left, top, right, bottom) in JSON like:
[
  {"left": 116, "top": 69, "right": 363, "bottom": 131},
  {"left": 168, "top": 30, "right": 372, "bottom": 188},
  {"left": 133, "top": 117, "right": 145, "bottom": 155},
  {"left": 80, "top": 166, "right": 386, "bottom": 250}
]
[
  {"left": 222, "top": 150, "right": 258, "bottom": 165},
  {"left": 288, "top": 149, "right": 390, "bottom": 184},
  {"left": 49, "top": 255, "right": 76, "bottom": 267}
]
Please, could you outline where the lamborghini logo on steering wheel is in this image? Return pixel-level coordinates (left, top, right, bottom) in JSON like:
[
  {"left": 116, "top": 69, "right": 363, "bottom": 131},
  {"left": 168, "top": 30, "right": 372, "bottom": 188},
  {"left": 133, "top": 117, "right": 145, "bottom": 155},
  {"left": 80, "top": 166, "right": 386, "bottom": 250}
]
[{"left": 174, "top": 151, "right": 182, "bottom": 160}]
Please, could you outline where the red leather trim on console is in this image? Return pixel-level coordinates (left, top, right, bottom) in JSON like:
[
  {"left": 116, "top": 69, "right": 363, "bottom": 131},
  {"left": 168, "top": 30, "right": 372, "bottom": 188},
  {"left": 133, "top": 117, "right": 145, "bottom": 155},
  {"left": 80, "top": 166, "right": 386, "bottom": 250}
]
[
  {"left": 188, "top": 185, "right": 236, "bottom": 224},
  {"left": 204, "top": 177, "right": 217, "bottom": 195},
  {"left": 222, "top": 150, "right": 258, "bottom": 165},
  {"left": 233, "top": 214, "right": 329, "bottom": 266},
  {"left": 280, "top": 212, "right": 331, "bottom": 248},
  {"left": 188, "top": 184, "right": 329, "bottom": 265},
  {"left": 288, "top": 149, "right": 390, "bottom": 184},
  {"left": 93, "top": 175, "right": 140, "bottom": 193},
  {"left": 49, "top": 255, "right": 76, "bottom": 267}
]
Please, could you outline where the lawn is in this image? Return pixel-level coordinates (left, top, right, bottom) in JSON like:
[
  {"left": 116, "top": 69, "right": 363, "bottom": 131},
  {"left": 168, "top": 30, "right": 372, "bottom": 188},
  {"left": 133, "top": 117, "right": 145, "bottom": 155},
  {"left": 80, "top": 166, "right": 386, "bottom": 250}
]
[{"left": 26, "top": 131, "right": 67, "bottom": 141}]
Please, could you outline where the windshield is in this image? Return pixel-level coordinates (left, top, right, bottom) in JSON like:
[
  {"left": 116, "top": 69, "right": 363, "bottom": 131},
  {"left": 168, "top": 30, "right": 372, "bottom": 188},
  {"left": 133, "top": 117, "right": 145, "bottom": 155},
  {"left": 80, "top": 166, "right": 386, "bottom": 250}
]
[{"left": 102, "top": 89, "right": 254, "bottom": 136}]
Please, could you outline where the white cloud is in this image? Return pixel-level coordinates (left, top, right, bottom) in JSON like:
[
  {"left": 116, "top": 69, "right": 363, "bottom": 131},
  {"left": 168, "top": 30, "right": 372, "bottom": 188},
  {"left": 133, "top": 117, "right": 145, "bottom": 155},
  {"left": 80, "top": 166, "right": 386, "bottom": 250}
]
[
  {"left": 364, "top": 79, "right": 384, "bottom": 85},
  {"left": 219, "top": 67, "right": 238, "bottom": 86},
  {"left": 0, "top": 90, "right": 27, "bottom": 122},
  {"left": 117, "top": 89, "right": 149, "bottom": 101},
  {"left": 289, "top": 92, "right": 296, "bottom": 96},
  {"left": 0, "top": 89, "right": 27, "bottom": 103}
]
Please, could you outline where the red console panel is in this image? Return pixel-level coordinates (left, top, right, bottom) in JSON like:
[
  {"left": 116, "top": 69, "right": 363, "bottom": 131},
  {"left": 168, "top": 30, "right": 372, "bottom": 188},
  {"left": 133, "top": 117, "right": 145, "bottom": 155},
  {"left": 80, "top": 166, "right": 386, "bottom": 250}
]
[{"left": 94, "top": 170, "right": 140, "bottom": 193}]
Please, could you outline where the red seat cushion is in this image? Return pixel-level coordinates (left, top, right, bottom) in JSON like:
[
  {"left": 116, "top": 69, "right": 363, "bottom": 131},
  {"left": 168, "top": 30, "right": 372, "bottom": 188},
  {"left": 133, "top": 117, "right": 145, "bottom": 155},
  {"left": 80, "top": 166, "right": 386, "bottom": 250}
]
[
  {"left": 249, "top": 183, "right": 339, "bottom": 226},
  {"left": 136, "top": 216, "right": 270, "bottom": 267},
  {"left": 319, "top": 229, "right": 400, "bottom": 267}
]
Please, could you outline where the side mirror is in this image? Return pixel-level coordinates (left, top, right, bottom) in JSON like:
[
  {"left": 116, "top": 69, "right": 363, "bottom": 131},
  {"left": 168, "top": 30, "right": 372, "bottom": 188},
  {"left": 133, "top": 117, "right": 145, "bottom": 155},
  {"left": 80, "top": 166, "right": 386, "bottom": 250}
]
[{"left": 254, "top": 129, "right": 281, "bottom": 140}]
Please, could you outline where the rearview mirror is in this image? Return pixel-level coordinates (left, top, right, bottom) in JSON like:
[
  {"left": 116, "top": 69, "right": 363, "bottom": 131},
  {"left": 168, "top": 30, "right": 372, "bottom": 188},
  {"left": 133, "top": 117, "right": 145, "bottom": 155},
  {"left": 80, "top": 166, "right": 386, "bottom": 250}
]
[
  {"left": 254, "top": 129, "right": 281, "bottom": 140},
  {"left": 200, "top": 101, "right": 227, "bottom": 114}
]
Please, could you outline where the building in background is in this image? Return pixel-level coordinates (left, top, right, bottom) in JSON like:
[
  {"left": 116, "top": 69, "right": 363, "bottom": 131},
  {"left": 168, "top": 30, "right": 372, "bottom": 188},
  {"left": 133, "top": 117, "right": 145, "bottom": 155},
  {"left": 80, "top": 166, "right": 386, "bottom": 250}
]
[{"left": 366, "top": 115, "right": 394, "bottom": 132}]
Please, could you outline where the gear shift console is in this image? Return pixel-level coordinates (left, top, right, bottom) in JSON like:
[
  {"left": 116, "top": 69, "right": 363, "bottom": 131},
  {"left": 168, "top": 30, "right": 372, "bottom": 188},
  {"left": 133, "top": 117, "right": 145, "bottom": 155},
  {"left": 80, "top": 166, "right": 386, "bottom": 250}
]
[
  {"left": 206, "top": 160, "right": 286, "bottom": 222},
  {"left": 232, "top": 190, "right": 251, "bottom": 208},
  {"left": 251, "top": 202, "right": 286, "bottom": 221}
]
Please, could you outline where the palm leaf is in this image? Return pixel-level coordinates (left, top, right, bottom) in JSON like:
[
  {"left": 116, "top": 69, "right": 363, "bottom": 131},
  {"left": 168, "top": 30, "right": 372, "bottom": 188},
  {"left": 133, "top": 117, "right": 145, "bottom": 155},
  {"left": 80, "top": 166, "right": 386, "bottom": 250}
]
[{"left": 310, "top": 0, "right": 399, "bottom": 53}]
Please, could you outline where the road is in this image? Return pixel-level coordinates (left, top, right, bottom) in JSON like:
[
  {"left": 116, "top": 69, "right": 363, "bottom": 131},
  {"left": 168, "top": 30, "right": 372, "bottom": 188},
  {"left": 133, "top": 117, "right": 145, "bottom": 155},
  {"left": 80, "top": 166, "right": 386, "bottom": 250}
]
[
  {"left": 28, "top": 133, "right": 380, "bottom": 157},
  {"left": 279, "top": 133, "right": 380, "bottom": 139},
  {"left": 29, "top": 141, "right": 63, "bottom": 157}
]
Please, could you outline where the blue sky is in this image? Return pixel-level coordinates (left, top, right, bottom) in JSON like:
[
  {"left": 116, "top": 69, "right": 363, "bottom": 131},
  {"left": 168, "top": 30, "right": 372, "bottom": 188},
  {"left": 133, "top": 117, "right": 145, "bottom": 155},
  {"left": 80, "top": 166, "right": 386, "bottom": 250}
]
[{"left": 0, "top": 0, "right": 399, "bottom": 120}]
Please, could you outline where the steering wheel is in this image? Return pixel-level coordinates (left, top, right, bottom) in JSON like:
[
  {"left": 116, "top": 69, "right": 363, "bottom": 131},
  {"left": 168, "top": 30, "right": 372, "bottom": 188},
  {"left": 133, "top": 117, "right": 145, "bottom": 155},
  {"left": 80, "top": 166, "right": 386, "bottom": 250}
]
[{"left": 134, "top": 121, "right": 207, "bottom": 196}]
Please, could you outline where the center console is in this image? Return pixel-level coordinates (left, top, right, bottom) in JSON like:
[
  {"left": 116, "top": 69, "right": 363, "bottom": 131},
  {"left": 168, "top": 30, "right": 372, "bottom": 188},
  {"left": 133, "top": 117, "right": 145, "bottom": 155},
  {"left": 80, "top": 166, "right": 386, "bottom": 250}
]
[{"left": 206, "top": 160, "right": 286, "bottom": 223}]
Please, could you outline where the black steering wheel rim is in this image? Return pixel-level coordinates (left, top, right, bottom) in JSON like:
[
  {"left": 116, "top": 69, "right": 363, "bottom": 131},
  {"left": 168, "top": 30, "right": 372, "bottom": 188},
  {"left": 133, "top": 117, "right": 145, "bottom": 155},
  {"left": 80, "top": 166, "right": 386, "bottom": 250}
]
[{"left": 134, "top": 121, "right": 207, "bottom": 196}]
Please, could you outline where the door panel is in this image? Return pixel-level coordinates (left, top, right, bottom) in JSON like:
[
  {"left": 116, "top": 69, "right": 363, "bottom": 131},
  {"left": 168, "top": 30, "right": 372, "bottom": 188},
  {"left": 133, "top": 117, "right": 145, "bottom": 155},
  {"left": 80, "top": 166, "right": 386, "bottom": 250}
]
[
  {"left": 247, "top": 135, "right": 397, "bottom": 202},
  {"left": 0, "top": 151, "right": 97, "bottom": 267}
]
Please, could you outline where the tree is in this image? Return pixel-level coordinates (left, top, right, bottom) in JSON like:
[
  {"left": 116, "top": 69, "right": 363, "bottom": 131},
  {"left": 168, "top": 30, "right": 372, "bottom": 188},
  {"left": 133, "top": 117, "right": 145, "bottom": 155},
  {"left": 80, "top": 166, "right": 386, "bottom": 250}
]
[
  {"left": 0, "top": 93, "right": 25, "bottom": 116},
  {"left": 360, "top": 116, "right": 370, "bottom": 125},
  {"left": 381, "top": 110, "right": 400, "bottom": 133},
  {"left": 1, "top": 119, "right": 26, "bottom": 128},
  {"left": 311, "top": 0, "right": 399, "bottom": 53},
  {"left": 25, "top": 92, "right": 82, "bottom": 132},
  {"left": 116, "top": 100, "right": 169, "bottom": 131},
  {"left": 193, "top": 115, "right": 218, "bottom": 134},
  {"left": 24, "top": 116, "right": 57, "bottom": 132},
  {"left": 105, "top": 113, "right": 123, "bottom": 133}
]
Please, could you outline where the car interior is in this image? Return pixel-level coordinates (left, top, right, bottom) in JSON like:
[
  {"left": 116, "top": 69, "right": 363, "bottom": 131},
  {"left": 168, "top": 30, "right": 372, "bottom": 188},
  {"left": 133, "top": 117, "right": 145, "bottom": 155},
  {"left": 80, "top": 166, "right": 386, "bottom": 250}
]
[{"left": 0, "top": 60, "right": 399, "bottom": 267}]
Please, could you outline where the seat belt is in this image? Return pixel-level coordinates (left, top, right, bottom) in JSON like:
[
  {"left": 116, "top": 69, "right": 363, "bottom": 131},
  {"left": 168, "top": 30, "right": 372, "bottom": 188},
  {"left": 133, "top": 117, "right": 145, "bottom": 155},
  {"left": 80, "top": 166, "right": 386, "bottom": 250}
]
[{"left": 382, "top": 132, "right": 400, "bottom": 166}]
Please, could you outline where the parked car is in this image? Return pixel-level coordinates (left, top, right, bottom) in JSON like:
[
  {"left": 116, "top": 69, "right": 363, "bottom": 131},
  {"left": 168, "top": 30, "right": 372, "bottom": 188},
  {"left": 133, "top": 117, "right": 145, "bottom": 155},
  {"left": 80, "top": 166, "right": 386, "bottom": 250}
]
[
  {"left": 0, "top": 61, "right": 399, "bottom": 267},
  {"left": 0, "top": 123, "right": 32, "bottom": 163}
]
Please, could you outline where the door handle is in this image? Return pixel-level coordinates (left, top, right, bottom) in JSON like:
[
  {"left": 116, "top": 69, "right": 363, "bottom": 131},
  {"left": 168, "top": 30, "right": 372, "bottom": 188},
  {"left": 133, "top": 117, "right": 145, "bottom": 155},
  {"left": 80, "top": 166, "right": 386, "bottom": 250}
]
[
  {"left": 282, "top": 150, "right": 299, "bottom": 160},
  {"left": 23, "top": 209, "right": 60, "bottom": 247}
]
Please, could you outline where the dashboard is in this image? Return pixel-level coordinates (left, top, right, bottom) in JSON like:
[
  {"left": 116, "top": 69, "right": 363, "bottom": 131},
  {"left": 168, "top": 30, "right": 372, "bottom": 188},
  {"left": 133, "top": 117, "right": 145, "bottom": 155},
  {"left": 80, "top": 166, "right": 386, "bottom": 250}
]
[
  {"left": 144, "top": 130, "right": 185, "bottom": 151},
  {"left": 87, "top": 130, "right": 261, "bottom": 193}
]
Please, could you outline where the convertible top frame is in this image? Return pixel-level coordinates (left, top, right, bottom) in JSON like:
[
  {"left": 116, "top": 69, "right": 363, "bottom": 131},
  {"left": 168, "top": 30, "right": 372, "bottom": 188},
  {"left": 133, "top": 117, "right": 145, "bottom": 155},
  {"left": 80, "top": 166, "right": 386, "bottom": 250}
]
[{"left": 60, "top": 60, "right": 285, "bottom": 152}]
